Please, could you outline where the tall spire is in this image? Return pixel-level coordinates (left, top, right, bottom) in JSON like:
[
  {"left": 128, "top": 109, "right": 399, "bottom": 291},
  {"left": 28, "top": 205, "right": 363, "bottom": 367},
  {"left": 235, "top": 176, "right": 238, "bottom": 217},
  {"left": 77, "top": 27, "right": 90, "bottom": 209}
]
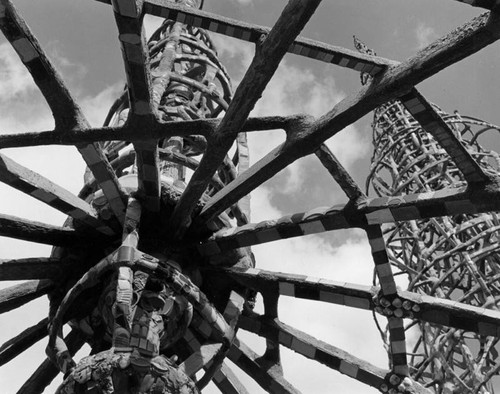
[{"left": 356, "top": 36, "right": 500, "bottom": 393}]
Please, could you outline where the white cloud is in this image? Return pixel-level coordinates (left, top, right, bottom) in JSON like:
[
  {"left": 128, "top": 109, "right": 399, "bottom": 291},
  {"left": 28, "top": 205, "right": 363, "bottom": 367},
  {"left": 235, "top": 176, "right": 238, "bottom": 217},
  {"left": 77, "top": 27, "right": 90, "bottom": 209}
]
[
  {"left": 0, "top": 43, "right": 37, "bottom": 101},
  {"left": 213, "top": 34, "right": 369, "bottom": 198},
  {"left": 415, "top": 22, "right": 438, "bottom": 50},
  {"left": 221, "top": 186, "right": 386, "bottom": 393},
  {"left": 80, "top": 83, "right": 123, "bottom": 127}
]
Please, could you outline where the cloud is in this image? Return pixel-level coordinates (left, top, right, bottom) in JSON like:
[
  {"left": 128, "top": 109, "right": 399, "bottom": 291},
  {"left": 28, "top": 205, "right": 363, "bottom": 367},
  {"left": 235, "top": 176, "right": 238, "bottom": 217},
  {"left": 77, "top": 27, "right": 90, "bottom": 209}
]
[
  {"left": 0, "top": 43, "right": 37, "bottom": 101},
  {"left": 80, "top": 83, "right": 123, "bottom": 127},
  {"left": 415, "top": 22, "right": 438, "bottom": 50},
  {"left": 224, "top": 186, "right": 386, "bottom": 393},
  {"left": 213, "top": 34, "right": 369, "bottom": 202}
]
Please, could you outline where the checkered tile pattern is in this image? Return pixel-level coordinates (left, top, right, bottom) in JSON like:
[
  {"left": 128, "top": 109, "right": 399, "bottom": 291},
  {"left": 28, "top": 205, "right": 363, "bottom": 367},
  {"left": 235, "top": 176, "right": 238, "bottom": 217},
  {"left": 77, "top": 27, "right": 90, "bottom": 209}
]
[
  {"left": 224, "top": 267, "right": 376, "bottom": 310},
  {"left": 179, "top": 339, "right": 222, "bottom": 377},
  {"left": 223, "top": 290, "right": 246, "bottom": 328},
  {"left": 133, "top": 142, "right": 161, "bottom": 212},
  {"left": 0, "top": 153, "right": 113, "bottom": 235},
  {"left": 401, "top": 290, "right": 500, "bottom": 338},
  {"left": 78, "top": 144, "right": 127, "bottom": 226},
  {"left": 181, "top": 290, "right": 245, "bottom": 387},
  {"left": 387, "top": 317, "right": 408, "bottom": 376},
  {"left": 227, "top": 339, "right": 300, "bottom": 394},
  {"left": 198, "top": 204, "right": 349, "bottom": 255},
  {"left": 198, "top": 184, "right": 500, "bottom": 255},
  {"left": 144, "top": 0, "right": 388, "bottom": 75},
  {"left": 111, "top": 0, "right": 159, "bottom": 211},
  {"left": 400, "top": 89, "right": 489, "bottom": 184},
  {"left": 362, "top": 185, "right": 481, "bottom": 224},
  {"left": 111, "top": 0, "right": 160, "bottom": 211},
  {"left": 212, "top": 362, "right": 251, "bottom": 394},
  {"left": 225, "top": 266, "right": 500, "bottom": 338},
  {"left": 182, "top": 328, "right": 249, "bottom": 393},
  {"left": 365, "top": 226, "right": 397, "bottom": 296},
  {"left": 238, "top": 314, "right": 387, "bottom": 390},
  {"left": 111, "top": 0, "right": 153, "bottom": 117}
]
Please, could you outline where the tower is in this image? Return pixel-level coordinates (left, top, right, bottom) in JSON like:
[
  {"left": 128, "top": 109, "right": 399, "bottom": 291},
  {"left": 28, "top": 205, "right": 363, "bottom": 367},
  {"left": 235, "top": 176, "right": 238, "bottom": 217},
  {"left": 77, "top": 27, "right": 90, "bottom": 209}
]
[{"left": 367, "top": 96, "right": 500, "bottom": 392}]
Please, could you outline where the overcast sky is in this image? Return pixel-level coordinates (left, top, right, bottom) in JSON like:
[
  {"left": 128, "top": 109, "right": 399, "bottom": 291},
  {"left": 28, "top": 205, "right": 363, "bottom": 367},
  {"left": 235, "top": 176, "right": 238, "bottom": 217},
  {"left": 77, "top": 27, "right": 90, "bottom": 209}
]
[{"left": 1, "top": 0, "right": 500, "bottom": 393}]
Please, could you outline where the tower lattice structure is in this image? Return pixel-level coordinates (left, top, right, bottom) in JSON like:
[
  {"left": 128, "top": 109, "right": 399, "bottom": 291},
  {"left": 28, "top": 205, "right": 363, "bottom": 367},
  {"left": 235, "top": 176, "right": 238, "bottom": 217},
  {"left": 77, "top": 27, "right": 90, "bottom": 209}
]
[{"left": 367, "top": 99, "right": 500, "bottom": 393}]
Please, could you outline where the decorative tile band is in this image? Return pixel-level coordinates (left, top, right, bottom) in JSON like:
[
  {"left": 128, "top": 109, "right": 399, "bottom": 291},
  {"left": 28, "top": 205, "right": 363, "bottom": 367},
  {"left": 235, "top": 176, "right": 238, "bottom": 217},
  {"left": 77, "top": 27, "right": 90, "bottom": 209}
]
[
  {"left": 400, "top": 89, "right": 488, "bottom": 184},
  {"left": 144, "top": 0, "right": 390, "bottom": 75}
]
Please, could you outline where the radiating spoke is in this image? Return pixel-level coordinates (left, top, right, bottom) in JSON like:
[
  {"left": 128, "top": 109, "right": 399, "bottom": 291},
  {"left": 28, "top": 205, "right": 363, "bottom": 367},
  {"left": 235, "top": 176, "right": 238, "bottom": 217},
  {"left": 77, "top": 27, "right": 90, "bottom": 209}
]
[
  {"left": 0, "top": 318, "right": 47, "bottom": 367},
  {"left": 365, "top": 225, "right": 397, "bottom": 296},
  {"left": 0, "top": 0, "right": 128, "bottom": 226},
  {"left": 0, "top": 116, "right": 297, "bottom": 149},
  {"left": 170, "top": 0, "right": 323, "bottom": 237},
  {"left": 0, "top": 280, "right": 53, "bottom": 314},
  {"left": 365, "top": 226, "right": 409, "bottom": 375},
  {"left": 240, "top": 312, "right": 387, "bottom": 390},
  {"left": 200, "top": 183, "right": 500, "bottom": 255},
  {"left": 361, "top": 185, "right": 496, "bottom": 224},
  {"left": 398, "top": 289, "right": 500, "bottom": 337},
  {"left": 222, "top": 267, "right": 375, "bottom": 311},
  {"left": 228, "top": 338, "right": 301, "bottom": 394},
  {"left": 110, "top": 0, "right": 162, "bottom": 211},
  {"left": 0, "top": 152, "right": 113, "bottom": 235},
  {"left": 198, "top": 204, "right": 355, "bottom": 255},
  {"left": 400, "top": 89, "right": 490, "bottom": 184},
  {"left": 213, "top": 362, "right": 251, "bottom": 394},
  {"left": 179, "top": 339, "right": 223, "bottom": 377},
  {"left": 196, "top": 290, "right": 246, "bottom": 390},
  {"left": 182, "top": 329, "right": 250, "bottom": 394},
  {"left": 0, "top": 258, "right": 71, "bottom": 281},
  {"left": 198, "top": 12, "right": 500, "bottom": 223},
  {"left": 315, "top": 144, "right": 365, "bottom": 201},
  {"left": 0, "top": 213, "right": 85, "bottom": 246},
  {"left": 221, "top": 266, "right": 500, "bottom": 338},
  {"left": 133, "top": 143, "right": 161, "bottom": 211},
  {"left": 111, "top": 0, "right": 153, "bottom": 117},
  {"left": 143, "top": 0, "right": 394, "bottom": 73}
]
